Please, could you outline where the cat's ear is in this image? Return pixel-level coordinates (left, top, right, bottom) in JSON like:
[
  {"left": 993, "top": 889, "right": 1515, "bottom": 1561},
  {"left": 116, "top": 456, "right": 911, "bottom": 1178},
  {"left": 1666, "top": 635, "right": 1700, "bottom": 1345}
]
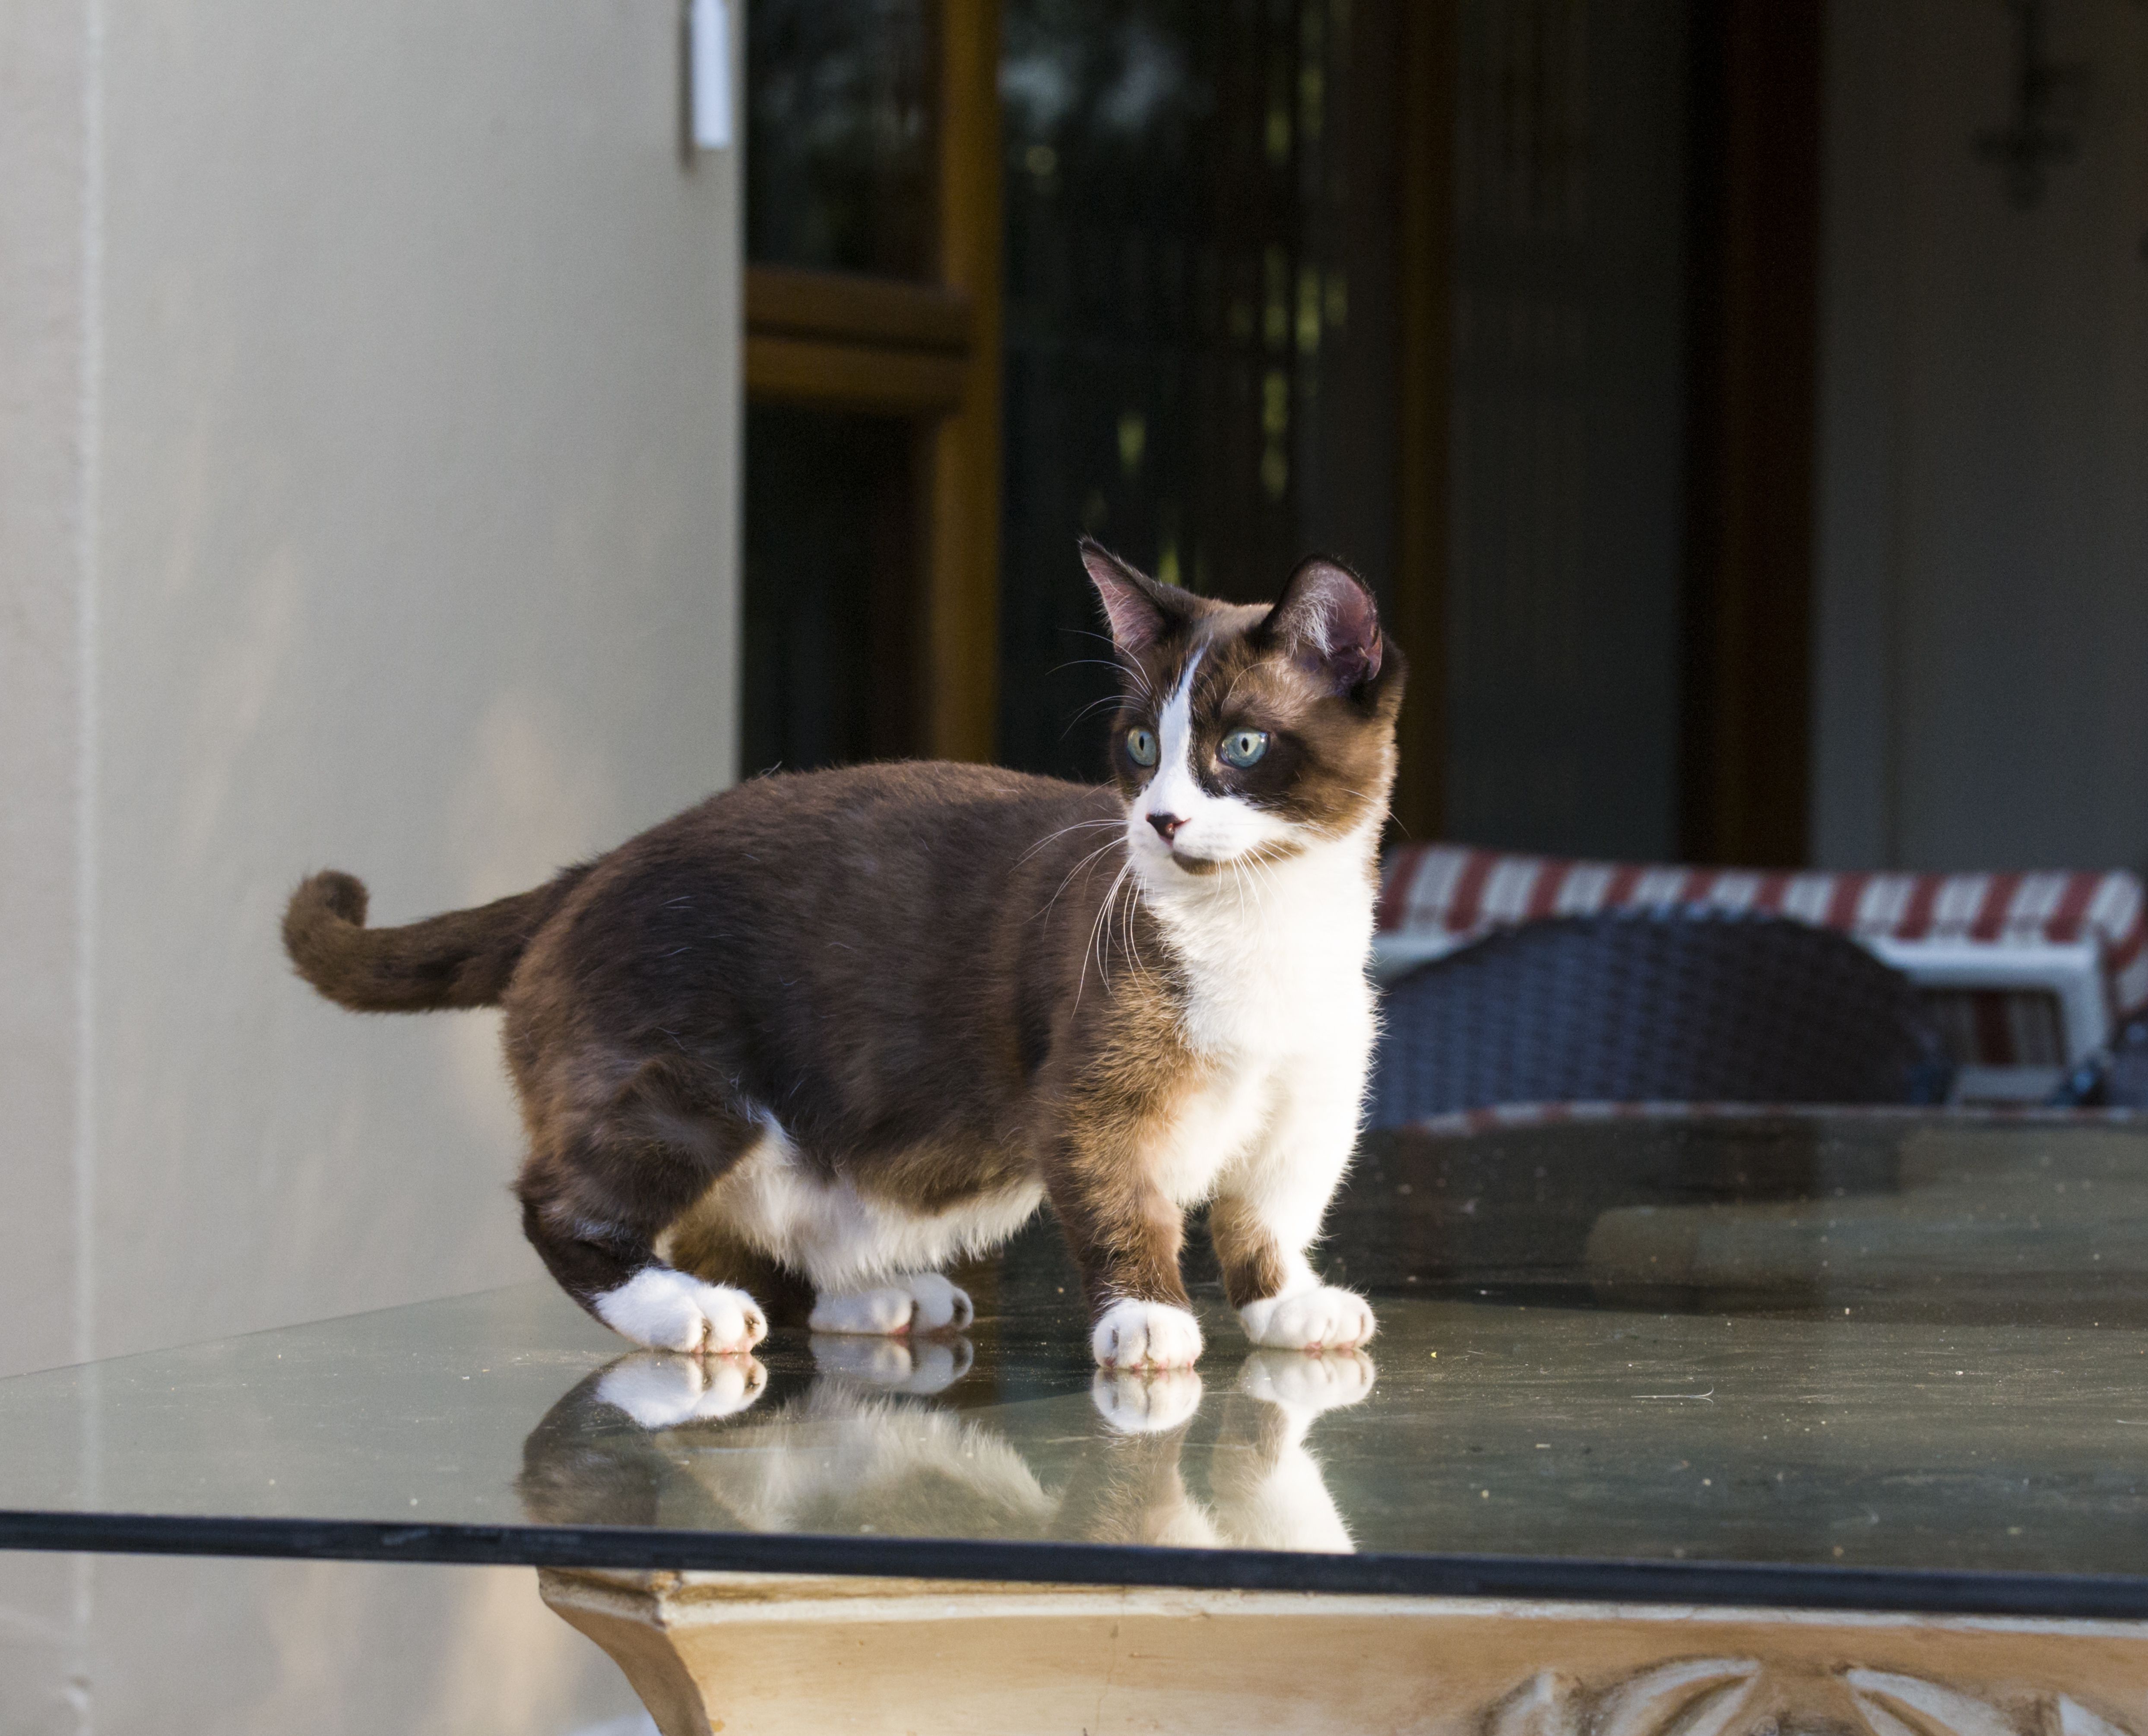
[
  {"left": 1081, "top": 538, "right": 1186, "bottom": 656},
  {"left": 1261, "top": 556, "right": 1383, "bottom": 694}
]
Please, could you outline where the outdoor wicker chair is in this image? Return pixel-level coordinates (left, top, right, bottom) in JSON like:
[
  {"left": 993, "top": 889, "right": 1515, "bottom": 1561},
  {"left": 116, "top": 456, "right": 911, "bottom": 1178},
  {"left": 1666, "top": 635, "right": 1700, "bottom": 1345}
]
[{"left": 1367, "top": 908, "right": 1954, "bottom": 1129}]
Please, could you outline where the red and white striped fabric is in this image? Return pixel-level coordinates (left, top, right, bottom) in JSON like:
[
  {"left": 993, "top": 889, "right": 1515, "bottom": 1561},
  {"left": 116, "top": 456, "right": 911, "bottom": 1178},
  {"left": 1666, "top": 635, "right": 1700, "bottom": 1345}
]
[{"left": 1376, "top": 845, "right": 2148, "bottom": 1069}]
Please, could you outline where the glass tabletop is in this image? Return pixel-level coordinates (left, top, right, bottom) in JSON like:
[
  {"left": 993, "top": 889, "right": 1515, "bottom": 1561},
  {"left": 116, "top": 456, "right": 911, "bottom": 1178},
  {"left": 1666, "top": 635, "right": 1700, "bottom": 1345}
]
[{"left": 5, "top": 1109, "right": 2148, "bottom": 1617}]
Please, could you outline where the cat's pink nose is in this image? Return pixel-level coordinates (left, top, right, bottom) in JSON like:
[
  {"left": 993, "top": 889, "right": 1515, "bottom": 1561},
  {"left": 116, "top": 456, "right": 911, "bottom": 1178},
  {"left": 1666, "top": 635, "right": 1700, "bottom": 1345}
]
[{"left": 1148, "top": 812, "right": 1187, "bottom": 844}]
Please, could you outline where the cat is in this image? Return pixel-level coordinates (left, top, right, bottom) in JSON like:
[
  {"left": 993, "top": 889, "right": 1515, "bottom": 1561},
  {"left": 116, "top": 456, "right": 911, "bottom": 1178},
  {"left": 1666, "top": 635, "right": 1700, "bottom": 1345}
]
[{"left": 282, "top": 540, "right": 1405, "bottom": 1369}]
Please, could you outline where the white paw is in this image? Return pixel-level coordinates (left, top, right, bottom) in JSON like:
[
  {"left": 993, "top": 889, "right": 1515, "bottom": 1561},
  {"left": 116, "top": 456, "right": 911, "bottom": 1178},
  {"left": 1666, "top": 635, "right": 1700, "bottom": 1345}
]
[
  {"left": 596, "top": 1351, "right": 768, "bottom": 1429},
  {"left": 901, "top": 1271, "right": 975, "bottom": 1331},
  {"left": 809, "top": 1272, "right": 974, "bottom": 1336},
  {"left": 1090, "top": 1299, "right": 1204, "bottom": 1369},
  {"left": 812, "top": 1333, "right": 975, "bottom": 1394},
  {"left": 1238, "top": 1285, "right": 1376, "bottom": 1353},
  {"left": 1239, "top": 1348, "right": 1376, "bottom": 1414},
  {"left": 593, "top": 1268, "right": 767, "bottom": 1355},
  {"left": 1090, "top": 1368, "right": 1204, "bottom": 1434}
]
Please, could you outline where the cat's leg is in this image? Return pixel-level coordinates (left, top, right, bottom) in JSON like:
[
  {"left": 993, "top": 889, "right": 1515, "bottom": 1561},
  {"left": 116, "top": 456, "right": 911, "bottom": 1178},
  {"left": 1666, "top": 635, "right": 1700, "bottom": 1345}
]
[
  {"left": 523, "top": 1197, "right": 769, "bottom": 1355},
  {"left": 808, "top": 1271, "right": 976, "bottom": 1336},
  {"left": 1209, "top": 1067, "right": 1376, "bottom": 1352},
  {"left": 664, "top": 1215, "right": 817, "bottom": 1329},
  {"left": 517, "top": 1056, "right": 770, "bottom": 1356},
  {"left": 1044, "top": 1137, "right": 1204, "bottom": 1370}
]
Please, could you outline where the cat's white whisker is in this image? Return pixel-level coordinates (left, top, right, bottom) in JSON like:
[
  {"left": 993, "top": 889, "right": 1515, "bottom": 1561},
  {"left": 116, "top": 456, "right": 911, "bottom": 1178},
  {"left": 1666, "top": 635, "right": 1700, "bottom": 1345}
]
[
  {"left": 1053, "top": 644, "right": 1156, "bottom": 704},
  {"left": 1218, "top": 664, "right": 1257, "bottom": 713},
  {"left": 1059, "top": 694, "right": 1134, "bottom": 738},
  {"left": 1015, "top": 815, "right": 1123, "bottom": 870},
  {"left": 1040, "top": 839, "right": 1127, "bottom": 931},
  {"left": 1118, "top": 867, "right": 1154, "bottom": 992},
  {"left": 1077, "top": 860, "right": 1135, "bottom": 1006}
]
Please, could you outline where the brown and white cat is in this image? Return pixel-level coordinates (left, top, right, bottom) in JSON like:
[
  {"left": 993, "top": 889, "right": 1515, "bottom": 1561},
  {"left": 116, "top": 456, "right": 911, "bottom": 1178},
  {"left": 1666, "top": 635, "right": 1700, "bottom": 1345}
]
[{"left": 283, "top": 541, "right": 1404, "bottom": 1368}]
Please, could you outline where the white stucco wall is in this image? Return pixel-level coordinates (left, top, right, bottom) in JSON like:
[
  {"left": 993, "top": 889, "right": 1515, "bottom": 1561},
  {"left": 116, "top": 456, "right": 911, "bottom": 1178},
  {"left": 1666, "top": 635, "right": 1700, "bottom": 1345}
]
[
  {"left": 0, "top": 0, "right": 741, "bottom": 1729},
  {"left": 1815, "top": 0, "right": 2148, "bottom": 872}
]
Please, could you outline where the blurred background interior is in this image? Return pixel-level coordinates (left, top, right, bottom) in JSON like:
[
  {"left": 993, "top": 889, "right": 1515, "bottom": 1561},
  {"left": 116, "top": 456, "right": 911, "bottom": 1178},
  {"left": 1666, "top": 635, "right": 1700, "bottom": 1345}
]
[{"left": 6, "top": 0, "right": 2148, "bottom": 1730}]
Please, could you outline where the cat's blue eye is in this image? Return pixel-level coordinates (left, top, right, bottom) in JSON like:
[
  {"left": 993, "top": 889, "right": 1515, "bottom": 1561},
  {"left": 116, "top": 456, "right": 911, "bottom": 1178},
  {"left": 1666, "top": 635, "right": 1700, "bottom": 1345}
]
[
  {"left": 1220, "top": 729, "right": 1270, "bottom": 768},
  {"left": 1125, "top": 726, "right": 1159, "bottom": 768}
]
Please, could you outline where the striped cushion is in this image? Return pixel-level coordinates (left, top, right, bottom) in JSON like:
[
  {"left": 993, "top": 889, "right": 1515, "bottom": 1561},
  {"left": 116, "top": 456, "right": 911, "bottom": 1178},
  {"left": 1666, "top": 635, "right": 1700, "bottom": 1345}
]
[{"left": 1377, "top": 846, "right": 2148, "bottom": 1069}]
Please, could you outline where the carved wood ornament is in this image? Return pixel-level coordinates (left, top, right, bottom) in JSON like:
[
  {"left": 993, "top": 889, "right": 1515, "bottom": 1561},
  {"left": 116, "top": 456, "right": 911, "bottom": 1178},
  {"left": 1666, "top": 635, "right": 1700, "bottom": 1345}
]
[{"left": 1485, "top": 1658, "right": 2132, "bottom": 1736}]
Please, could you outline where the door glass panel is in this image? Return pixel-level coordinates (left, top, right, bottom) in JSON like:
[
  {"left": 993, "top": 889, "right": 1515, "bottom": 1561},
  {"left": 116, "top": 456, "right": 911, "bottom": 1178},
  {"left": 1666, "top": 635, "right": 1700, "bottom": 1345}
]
[
  {"left": 741, "top": 406, "right": 918, "bottom": 776},
  {"left": 1443, "top": 0, "right": 1692, "bottom": 861},
  {"left": 996, "top": 0, "right": 1402, "bottom": 782},
  {"left": 746, "top": 0, "right": 936, "bottom": 278}
]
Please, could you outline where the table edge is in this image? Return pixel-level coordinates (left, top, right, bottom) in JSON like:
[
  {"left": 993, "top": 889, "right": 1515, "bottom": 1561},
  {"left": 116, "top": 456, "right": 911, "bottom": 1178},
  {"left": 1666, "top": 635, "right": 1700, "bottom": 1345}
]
[{"left": 3, "top": 1510, "right": 2145, "bottom": 1621}]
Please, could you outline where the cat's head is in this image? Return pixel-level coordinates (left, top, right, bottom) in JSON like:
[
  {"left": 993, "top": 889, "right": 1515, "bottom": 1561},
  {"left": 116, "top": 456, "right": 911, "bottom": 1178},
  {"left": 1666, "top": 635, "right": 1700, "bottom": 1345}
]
[{"left": 1081, "top": 539, "right": 1406, "bottom": 889}]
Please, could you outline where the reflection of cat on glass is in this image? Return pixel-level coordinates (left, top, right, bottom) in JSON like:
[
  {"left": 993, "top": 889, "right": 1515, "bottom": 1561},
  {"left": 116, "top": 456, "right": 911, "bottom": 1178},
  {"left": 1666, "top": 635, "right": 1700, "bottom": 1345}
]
[
  {"left": 516, "top": 1341, "right": 1373, "bottom": 1556},
  {"left": 285, "top": 544, "right": 1402, "bottom": 1370}
]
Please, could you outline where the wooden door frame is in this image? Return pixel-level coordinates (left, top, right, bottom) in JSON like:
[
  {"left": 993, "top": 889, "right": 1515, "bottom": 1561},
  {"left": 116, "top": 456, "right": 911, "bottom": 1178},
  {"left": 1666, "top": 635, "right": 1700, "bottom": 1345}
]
[
  {"left": 1679, "top": 0, "right": 1825, "bottom": 868},
  {"left": 924, "top": 0, "right": 1003, "bottom": 764},
  {"left": 741, "top": 0, "right": 1004, "bottom": 764},
  {"left": 1388, "top": 0, "right": 1459, "bottom": 846},
  {"left": 1386, "top": 2, "right": 1825, "bottom": 864}
]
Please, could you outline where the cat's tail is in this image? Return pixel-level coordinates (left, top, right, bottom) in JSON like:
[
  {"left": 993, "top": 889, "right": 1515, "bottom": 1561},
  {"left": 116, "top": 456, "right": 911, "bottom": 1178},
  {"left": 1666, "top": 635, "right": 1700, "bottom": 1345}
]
[{"left": 282, "top": 865, "right": 591, "bottom": 1012}]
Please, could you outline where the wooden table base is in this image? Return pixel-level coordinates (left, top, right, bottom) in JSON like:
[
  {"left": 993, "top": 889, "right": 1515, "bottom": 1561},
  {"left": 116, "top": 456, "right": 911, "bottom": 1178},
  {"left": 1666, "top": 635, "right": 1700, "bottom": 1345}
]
[{"left": 540, "top": 1568, "right": 2148, "bottom": 1736}]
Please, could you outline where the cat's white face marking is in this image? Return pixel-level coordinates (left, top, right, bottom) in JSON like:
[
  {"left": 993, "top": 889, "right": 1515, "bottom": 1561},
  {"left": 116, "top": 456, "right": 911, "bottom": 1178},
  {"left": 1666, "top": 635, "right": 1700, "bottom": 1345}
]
[{"left": 1129, "top": 647, "right": 1295, "bottom": 887}]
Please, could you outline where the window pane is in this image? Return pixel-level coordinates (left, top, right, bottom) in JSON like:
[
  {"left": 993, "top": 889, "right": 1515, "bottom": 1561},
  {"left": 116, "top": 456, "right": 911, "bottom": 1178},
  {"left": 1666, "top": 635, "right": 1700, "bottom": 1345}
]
[
  {"left": 741, "top": 406, "right": 918, "bottom": 776},
  {"left": 746, "top": 0, "right": 935, "bottom": 278}
]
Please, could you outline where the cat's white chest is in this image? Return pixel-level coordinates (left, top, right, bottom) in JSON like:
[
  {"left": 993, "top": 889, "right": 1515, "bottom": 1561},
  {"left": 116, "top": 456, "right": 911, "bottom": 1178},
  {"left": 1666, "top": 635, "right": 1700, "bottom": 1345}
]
[
  {"left": 1141, "top": 844, "right": 1378, "bottom": 1208},
  {"left": 1153, "top": 842, "right": 1378, "bottom": 1067}
]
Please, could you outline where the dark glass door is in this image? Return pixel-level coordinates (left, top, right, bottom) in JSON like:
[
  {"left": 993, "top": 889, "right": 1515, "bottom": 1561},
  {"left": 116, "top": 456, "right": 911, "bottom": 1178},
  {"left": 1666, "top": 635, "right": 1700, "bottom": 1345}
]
[{"left": 995, "top": 0, "right": 1403, "bottom": 783}]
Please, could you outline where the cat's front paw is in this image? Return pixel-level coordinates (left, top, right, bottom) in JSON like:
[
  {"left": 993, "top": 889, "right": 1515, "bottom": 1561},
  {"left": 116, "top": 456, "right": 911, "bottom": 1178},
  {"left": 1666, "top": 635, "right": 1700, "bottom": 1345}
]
[
  {"left": 595, "top": 1268, "right": 768, "bottom": 1355},
  {"left": 1239, "top": 1348, "right": 1375, "bottom": 1414},
  {"left": 1090, "top": 1299, "right": 1204, "bottom": 1369},
  {"left": 596, "top": 1351, "right": 768, "bottom": 1428},
  {"left": 1091, "top": 1368, "right": 1204, "bottom": 1434},
  {"left": 809, "top": 1271, "right": 976, "bottom": 1336},
  {"left": 1238, "top": 1286, "right": 1376, "bottom": 1353}
]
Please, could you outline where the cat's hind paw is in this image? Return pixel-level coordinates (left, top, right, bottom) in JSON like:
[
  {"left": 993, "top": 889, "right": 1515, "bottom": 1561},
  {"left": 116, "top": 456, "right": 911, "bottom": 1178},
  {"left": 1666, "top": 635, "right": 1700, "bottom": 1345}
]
[
  {"left": 594, "top": 1268, "right": 768, "bottom": 1356},
  {"left": 1090, "top": 1299, "right": 1204, "bottom": 1369},
  {"left": 809, "top": 1272, "right": 975, "bottom": 1336},
  {"left": 1238, "top": 1286, "right": 1376, "bottom": 1353},
  {"left": 596, "top": 1351, "right": 768, "bottom": 1429}
]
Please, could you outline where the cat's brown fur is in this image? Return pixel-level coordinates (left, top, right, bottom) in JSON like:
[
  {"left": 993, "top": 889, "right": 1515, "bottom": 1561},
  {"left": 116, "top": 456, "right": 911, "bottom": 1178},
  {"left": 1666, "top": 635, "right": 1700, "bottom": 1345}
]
[{"left": 284, "top": 545, "right": 1405, "bottom": 1365}]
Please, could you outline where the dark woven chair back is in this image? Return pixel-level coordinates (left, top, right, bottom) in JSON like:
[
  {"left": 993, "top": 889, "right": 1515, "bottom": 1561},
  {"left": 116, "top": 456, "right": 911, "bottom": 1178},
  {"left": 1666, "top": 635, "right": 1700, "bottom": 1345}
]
[{"left": 1369, "top": 910, "right": 1952, "bottom": 1128}]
